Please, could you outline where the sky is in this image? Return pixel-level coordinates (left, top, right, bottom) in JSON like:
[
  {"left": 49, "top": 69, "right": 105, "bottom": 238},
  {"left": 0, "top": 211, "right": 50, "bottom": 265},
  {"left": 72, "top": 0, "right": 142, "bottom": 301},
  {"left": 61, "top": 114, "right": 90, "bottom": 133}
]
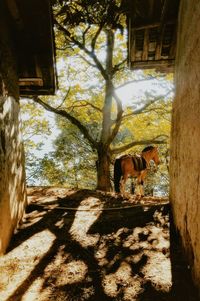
[{"left": 116, "top": 79, "right": 171, "bottom": 107}]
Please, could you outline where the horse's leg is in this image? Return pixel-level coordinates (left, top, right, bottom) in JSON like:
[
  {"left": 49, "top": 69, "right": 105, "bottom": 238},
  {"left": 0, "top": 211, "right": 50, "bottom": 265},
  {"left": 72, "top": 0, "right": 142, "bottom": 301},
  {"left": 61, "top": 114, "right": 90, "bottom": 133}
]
[
  {"left": 140, "top": 180, "right": 144, "bottom": 197},
  {"left": 136, "top": 172, "right": 145, "bottom": 196},
  {"left": 120, "top": 176, "right": 124, "bottom": 194},
  {"left": 120, "top": 176, "right": 126, "bottom": 195},
  {"left": 130, "top": 177, "right": 135, "bottom": 194},
  {"left": 120, "top": 174, "right": 129, "bottom": 196},
  {"left": 139, "top": 170, "right": 147, "bottom": 196},
  {"left": 136, "top": 174, "right": 142, "bottom": 196}
]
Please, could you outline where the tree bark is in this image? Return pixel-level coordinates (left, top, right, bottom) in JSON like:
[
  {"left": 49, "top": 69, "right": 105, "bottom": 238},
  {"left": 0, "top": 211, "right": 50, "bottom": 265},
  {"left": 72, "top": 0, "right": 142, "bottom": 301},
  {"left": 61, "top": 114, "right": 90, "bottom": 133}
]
[
  {"left": 96, "top": 29, "right": 114, "bottom": 191},
  {"left": 96, "top": 146, "right": 111, "bottom": 191}
]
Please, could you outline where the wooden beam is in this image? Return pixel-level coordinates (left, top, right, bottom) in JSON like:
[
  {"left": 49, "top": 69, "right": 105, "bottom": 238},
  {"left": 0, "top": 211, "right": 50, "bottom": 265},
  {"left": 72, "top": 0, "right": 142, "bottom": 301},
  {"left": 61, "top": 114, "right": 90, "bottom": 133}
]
[
  {"left": 130, "top": 59, "right": 174, "bottom": 69},
  {"left": 169, "top": 22, "right": 178, "bottom": 59},
  {"left": 142, "top": 28, "right": 149, "bottom": 61},
  {"left": 128, "top": 19, "right": 136, "bottom": 67},
  {"left": 129, "top": 19, "right": 137, "bottom": 63},
  {"left": 155, "top": 0, "right": 170, "bottom": 60},
  {"left": 155, "top": 24, "right": 166, "bottom": 60},
  {"left": 132, "top": 19, "right": 176, "bottom": 31},
  {"left": 19, "top": 78, "right": 43, "bottom": 86}
]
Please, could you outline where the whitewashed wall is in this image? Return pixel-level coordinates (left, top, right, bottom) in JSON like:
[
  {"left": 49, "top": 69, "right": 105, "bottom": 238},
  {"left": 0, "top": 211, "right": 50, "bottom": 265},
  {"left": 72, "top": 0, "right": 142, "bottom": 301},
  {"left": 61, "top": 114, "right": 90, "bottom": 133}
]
[
  {"left": 0, "top": 2, "right": 27, "bottom": 254},
  {"left": 170, "top": 0, "right": 200, "bottom": 291}
]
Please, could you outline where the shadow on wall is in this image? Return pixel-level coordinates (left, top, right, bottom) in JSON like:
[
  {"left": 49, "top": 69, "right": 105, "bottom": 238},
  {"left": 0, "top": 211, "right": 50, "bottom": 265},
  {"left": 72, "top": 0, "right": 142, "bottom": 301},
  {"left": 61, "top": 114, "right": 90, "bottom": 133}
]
[{"left": 0, "top": 96, "right": 27, "bottom": 254}]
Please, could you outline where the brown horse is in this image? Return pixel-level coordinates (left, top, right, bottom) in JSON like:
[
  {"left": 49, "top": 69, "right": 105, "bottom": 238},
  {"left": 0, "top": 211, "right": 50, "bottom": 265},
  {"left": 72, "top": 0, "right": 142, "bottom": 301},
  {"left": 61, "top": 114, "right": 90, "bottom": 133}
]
[{"left": 114, "top": 146, "right": 160, "bottom": 196}]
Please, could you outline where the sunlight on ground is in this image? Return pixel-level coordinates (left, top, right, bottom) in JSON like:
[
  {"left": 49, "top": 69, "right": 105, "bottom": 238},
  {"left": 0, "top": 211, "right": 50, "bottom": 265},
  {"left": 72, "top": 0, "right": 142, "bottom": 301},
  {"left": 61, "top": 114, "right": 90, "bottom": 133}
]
[
  {"left": 103, "top": 261, "right": 143, "bottom": 300},
  {"left": 142, "top": 251, "right": 171, "bottom": 291},
  {"left": 0, "top": 230, "right": 55, "bottom": 301},
  {"left": 69, "top": 197, "right": 104, "bottom": 247},
  {"left": 21, "top": 278, "right": 47, "bottom": 301},
  {"left": 96, "top": 220, "right": 171, "bottom": 300},
  {"left": 0, "top": 189, "right": 174, "bottom": 300},
  {"left": 101, "top": 226, "right": 171, "bottom": 300},
  {"left": 142, "top": 226, "right": 171, "bottom": 291},
  {"left": 55, "top": 260, "right": 88, "bottom": 285}
]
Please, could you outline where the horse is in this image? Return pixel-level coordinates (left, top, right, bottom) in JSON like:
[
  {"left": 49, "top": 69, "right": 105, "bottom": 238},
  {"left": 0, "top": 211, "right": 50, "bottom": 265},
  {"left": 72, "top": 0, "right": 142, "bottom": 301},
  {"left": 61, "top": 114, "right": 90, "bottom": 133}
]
[{"left": 114, "top": 146, "right": 160, "bottom": 196}]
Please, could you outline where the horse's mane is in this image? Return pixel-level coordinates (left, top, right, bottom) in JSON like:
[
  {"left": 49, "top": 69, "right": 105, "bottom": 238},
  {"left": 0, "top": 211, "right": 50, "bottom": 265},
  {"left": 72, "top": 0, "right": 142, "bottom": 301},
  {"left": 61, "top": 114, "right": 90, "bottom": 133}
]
[{"left": 142, "top": 145, "right": 155, "bottom": 153}]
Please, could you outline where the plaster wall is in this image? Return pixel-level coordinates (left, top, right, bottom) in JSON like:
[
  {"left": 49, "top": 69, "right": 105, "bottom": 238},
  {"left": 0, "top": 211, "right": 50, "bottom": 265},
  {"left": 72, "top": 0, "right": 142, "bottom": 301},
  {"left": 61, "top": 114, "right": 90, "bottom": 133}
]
[
  {"left": 0, "top": 2, "right": 27, "bottom": 254},
  {"left": 170, "top": 0, "right": 200, "bottom": 290}
]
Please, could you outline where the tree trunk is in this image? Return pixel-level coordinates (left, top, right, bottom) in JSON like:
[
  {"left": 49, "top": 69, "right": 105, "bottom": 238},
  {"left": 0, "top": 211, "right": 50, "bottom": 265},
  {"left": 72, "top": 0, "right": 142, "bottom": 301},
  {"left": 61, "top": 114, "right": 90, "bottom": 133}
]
[
  {"left": 96, "top": 147, "right": 111, "bottom": 191},
  {"left": 96, "top": 30, "right": 114, "bottom": 192}
]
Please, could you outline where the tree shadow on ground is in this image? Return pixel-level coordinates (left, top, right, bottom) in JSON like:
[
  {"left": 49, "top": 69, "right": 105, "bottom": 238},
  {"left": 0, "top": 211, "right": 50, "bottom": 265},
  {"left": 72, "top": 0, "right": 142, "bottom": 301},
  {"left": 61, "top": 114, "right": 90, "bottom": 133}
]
[
  {"left": 5, "top": 189, "right": 113, "bottom": 301},
  {"left": 4, "top": 189, "right": 199, "bottom": 301},
  {"left": 169, "top": 209, "right": 199, "bottom": 301}
]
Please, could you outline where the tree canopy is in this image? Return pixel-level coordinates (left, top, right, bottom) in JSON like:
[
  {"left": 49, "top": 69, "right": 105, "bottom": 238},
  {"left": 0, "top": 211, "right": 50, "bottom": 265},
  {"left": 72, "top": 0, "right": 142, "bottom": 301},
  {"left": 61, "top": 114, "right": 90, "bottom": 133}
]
[{"left": 20, "top": 0, "right": 173, "bottom": 193}]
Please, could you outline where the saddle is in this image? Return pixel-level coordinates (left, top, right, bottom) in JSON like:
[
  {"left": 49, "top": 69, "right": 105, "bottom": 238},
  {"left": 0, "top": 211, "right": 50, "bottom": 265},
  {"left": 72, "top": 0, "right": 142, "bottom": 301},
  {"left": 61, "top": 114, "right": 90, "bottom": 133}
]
[{"left": 132, "top": 156, "right": 147, "bottom": 171}]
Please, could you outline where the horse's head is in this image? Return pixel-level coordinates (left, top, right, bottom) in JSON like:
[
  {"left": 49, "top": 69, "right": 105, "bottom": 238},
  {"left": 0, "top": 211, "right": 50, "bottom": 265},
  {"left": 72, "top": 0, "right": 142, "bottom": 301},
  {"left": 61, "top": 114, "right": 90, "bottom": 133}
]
[
  {"left": 151, "top": 147, "right": 160, "bottom": 166},
  {"left": 142, "top": 146, "right": 160, "bottom": 167}
]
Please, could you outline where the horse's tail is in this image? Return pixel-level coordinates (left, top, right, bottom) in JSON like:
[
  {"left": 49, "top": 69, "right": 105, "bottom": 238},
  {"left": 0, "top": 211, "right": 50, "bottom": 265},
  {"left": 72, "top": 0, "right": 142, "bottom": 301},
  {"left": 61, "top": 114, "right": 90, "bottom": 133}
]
[{"left": 114, "top": 158, "right": 122, "bottom": 192}]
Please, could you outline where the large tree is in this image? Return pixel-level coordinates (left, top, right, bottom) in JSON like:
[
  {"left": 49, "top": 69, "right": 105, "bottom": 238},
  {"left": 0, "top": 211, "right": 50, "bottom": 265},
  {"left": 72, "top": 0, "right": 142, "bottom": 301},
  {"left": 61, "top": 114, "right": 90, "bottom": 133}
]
[{"left": 31, "top": 0, "right": 171, "bottom": 191}]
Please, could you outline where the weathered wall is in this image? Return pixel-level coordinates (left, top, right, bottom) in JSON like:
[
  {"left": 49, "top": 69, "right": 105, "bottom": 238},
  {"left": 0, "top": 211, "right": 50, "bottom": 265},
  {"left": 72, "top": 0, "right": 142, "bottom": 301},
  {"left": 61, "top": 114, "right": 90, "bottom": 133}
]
[
  {"left": 170, "top": 0, "right": 200, "bottom": 291},
  {"left": 0, "top": 2, "right": 27, "bottom": 254}
]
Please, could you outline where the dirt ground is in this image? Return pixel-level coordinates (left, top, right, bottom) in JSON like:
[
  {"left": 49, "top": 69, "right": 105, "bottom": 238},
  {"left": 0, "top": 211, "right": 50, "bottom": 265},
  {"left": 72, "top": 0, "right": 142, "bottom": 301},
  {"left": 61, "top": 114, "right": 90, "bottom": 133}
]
[{"left": 0, "top": 187, "right": 199, "bottom": 301}]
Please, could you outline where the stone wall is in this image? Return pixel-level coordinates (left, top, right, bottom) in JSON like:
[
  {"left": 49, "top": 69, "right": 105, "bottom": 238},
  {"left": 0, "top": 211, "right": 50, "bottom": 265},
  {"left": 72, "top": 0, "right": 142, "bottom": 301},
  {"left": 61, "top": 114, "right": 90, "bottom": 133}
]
[
  {"left": 170, "top": 0, "right": 200, "bottom": 291},
  {"left": 0, "top": 1, "right": 27, "bottom": 254}
]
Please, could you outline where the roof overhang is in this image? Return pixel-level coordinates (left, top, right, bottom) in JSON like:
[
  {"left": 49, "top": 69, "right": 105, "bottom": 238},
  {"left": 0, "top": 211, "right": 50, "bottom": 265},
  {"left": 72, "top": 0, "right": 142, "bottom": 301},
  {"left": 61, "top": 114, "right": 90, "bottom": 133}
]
[
  {"left": 123, "top": 0, "right": 180, "bottom": 72},
  {"left": 6, "top": 0, "right": 57, "bottom": 95}
]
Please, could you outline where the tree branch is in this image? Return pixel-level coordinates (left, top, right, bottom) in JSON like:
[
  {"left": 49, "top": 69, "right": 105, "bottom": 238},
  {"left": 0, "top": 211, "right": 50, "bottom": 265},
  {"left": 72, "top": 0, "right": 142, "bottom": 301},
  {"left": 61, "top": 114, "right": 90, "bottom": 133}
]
[
  {"left": 111, "top": 135, "right": 168, "bottom": 155},
  {"left": 54, "top": 18, "right": 108, "bottom": 80},
  {"left": 56, "top": 88, "right": 71, "bottom": 109},
  {"left": 32, "top": 96, "right": 98, "bottom": 149},
  {"left": 67, "top": 101, "right": 102, "bottom": 113},
  {"left": 112, "top": 58, "right": 127, "bottom": 74},
  {"left": 91, "top": 24, "right": 103, "bottom": 52},
  {"left": 78, "top": 53, "right": 97, "bottom": 68},
  {"left": 82, "top": 24, "right": 91, "bottom": 46},
  {"left": 123, "top": 92, "right": 172, "bottom": 120},
  {"left": 115, "top": 76, "right": 160, "bottom": 90}
]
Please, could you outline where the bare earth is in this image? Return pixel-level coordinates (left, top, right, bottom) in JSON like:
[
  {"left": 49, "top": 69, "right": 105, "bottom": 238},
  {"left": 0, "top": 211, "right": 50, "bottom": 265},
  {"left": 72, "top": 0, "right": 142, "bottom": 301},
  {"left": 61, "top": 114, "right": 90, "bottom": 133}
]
[{"left": 0, "top": 187, "right": 198, "bottom": 301}]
